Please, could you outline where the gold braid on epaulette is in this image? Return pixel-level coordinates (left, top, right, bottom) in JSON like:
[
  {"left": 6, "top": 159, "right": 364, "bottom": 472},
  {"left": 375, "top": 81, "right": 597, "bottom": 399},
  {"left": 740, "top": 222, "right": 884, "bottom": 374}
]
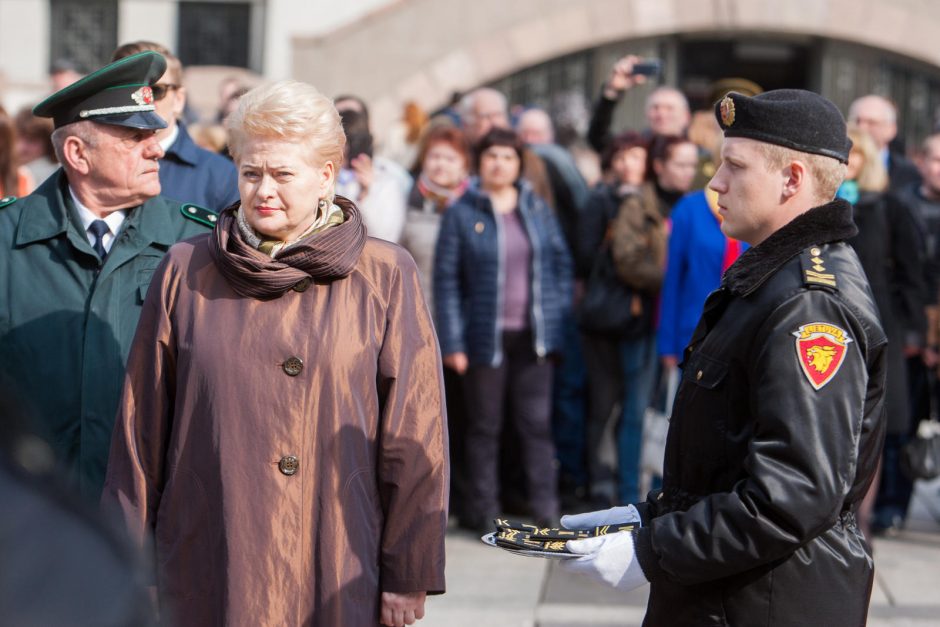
[{"left": 801, "top": 246, "right": 837, "bottom": 289}]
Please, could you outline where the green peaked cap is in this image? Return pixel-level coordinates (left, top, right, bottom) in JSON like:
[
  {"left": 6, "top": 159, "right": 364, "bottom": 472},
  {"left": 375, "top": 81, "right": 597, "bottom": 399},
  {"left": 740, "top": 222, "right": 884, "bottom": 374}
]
[{"left": 34, "top": 51, "right": 168, "bottom": 130}]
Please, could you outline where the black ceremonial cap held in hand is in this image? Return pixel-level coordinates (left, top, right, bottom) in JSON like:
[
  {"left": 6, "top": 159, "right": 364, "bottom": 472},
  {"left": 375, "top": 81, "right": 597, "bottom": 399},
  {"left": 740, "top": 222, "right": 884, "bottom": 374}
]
[
  {"left": 33, "top": 51, "right": 168, "bottom": 130},
  {"left": 715, "top": 89, "right": 852, "bottom": 163}
]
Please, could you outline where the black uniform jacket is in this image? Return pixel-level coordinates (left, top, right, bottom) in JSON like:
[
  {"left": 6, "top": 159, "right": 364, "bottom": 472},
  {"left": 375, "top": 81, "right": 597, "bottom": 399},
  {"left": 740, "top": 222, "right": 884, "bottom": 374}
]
[{"left": 632, "top": 199, "right": 887, "bottom": 626}]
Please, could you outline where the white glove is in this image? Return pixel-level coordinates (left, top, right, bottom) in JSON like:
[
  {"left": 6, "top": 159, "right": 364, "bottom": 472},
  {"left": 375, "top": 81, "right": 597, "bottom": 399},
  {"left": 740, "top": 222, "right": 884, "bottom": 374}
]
[
  {"left": 560, "top": 504, "right": 642, "bottom": 531},
  {"left": 559, "top": 531, "right": 648, "bottom": 592}
]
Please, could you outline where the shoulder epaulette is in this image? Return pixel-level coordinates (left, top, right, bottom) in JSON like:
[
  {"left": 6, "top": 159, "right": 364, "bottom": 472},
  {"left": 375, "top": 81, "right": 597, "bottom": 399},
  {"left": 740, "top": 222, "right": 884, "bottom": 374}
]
[
  {"left": 0, "top": 196, "right": 17, "bottom": 209},
  {"left": 801, "top": 245, "right": 838, "bottom": 290},
  {"left": 180, "top": 203, "right": 219, "bottom": 228}
]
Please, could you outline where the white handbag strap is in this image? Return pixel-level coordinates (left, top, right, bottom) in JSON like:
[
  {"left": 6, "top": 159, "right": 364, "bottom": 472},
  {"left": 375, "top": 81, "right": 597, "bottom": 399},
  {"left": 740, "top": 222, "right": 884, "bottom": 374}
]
[{"left": 664, "top": 366, "right": 679, "bottom": 416}]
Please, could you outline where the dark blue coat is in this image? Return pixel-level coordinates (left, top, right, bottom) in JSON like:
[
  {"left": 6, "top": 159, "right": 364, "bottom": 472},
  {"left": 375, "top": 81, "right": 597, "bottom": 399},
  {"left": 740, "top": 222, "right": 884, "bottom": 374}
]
[
  {"left": 159, "top": 122, "right": 239, "bottom": 212},
  {"left": 433, "top": 180, "right": 572, "bottom": 367}
]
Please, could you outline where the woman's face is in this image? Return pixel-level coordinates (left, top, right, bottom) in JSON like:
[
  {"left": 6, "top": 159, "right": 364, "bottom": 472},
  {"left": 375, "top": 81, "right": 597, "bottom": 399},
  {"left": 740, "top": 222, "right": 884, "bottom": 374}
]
[
  {"left": 611, "top": 146, "right": 647, "bottom": 186},
  {"left": 423, "top": 142, "right": 467, "bottom": 189},
  {"left": 846, "top": 147, "right": 865, "bottom": 181},
  {"left": 654, "top": 142, "right": 699, "bottom": 193},
  {"left": 238, "top": 136, "right": 334, "bottom": 241},
  {"left": 479, "top": 145, "right": 521, "bottom": 191}
]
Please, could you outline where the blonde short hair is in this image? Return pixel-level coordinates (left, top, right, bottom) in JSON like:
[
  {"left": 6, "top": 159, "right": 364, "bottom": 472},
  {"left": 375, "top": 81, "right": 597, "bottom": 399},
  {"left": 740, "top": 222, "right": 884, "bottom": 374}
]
[
  {"left": 759, "top": 143, "right": 847, "bottom": 203},
  {"left": 226, "top": 80, "right": 345, "bottom": 201},
  {"left": 846, "top": 126, "right": 888, "bottom": 193}
]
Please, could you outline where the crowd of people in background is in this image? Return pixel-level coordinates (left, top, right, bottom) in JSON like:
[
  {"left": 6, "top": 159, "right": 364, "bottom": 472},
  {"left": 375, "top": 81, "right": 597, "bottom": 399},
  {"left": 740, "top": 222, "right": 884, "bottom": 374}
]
[{"left": 4, "top": 44, "right": 940, "bottom": 545}]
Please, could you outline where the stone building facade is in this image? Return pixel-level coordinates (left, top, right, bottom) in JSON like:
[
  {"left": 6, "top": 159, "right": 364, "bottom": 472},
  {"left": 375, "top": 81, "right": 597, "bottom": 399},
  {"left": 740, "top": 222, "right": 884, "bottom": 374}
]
[{"left": 3, "top": 0, "right": 940, "bottom": 149}]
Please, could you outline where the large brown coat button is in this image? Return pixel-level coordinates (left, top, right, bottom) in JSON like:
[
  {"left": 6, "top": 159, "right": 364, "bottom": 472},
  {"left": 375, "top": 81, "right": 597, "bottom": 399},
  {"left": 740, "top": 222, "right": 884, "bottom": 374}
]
[
  {"left": 278, "top": 455, "right": 299, "bottom": 475},
  {"left": 283, "top": 356, "right": 304, "bottom": 376},
  {"left": 292, "top": 278, "right": 311, "bottom": 292}
]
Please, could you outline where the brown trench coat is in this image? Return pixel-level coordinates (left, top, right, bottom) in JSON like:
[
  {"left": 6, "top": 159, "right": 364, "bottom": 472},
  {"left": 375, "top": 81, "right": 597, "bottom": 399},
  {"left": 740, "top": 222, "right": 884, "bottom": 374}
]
[{"left": 102, "top": 221, "right": 448, "bottom": 626}]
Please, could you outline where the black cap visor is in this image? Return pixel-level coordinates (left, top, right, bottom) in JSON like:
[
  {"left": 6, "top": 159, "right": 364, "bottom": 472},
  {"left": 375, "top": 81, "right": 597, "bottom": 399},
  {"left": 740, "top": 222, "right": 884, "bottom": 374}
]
[{"left": 92, "top": 110, "right": 168, "bottom": 130}]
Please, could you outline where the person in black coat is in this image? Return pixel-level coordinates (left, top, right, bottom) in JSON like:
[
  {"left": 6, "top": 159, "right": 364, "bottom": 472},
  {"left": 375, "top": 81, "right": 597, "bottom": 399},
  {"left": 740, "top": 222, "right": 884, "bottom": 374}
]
[
  {"left": 840, "top": 126, "right": 924, "bottom": 536},
  {"left": 848, "top": 94, "right": 921, "bottom": 192},
  {"left": 558, "top": 90, "right": 886, "bottom": 626}
]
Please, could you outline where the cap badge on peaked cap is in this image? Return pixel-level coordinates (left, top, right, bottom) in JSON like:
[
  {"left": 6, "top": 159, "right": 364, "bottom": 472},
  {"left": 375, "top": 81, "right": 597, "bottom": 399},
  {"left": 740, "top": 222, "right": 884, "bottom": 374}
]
[{"left": 131, "top": 86, "right": 154, "bottom": 106}]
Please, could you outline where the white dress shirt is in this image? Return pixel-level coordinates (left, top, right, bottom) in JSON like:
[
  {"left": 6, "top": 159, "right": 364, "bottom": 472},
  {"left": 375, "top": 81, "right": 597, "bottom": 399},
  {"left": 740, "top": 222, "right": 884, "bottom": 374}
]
[
  {"left": 69, "top": 186, "right": 127, "bottom": 254},
  {"left": 159, "top": 124, "right": 180, "bottom": 153}
]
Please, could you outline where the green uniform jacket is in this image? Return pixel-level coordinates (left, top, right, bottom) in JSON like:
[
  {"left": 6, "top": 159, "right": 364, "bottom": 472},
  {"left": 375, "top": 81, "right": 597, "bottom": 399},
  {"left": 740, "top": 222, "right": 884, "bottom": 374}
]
[{"left": 0, "top": 171, "right": 214, "bottom": 499}]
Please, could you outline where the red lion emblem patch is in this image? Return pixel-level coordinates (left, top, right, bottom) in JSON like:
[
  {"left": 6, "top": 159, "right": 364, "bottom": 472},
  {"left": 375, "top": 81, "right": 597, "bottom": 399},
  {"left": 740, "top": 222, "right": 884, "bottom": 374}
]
[{"left": 793, "top": 323, "right": 852, "bottom": 390}]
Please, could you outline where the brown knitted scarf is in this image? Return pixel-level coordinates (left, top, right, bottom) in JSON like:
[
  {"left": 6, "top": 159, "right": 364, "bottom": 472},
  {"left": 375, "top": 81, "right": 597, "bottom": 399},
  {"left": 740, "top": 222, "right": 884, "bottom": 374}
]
[{"left": 208, "top": 196, "right": 367, "bottom": 300}]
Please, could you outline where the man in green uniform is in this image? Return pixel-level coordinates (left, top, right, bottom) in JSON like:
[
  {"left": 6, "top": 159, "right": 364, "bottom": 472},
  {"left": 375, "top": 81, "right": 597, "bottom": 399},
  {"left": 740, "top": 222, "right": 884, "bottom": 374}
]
[{"left": 0, "top": 51, "right": 216, "bottom": 499}]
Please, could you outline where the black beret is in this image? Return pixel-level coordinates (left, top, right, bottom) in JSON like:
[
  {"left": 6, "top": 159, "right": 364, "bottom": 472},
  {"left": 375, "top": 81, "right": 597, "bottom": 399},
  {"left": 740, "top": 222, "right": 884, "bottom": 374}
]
[
  {"left": 715, "top": 89, "right": 852, "bottom": 163},
  {"left": 33, "top": 51, "right": 168, "bottom": 130}
]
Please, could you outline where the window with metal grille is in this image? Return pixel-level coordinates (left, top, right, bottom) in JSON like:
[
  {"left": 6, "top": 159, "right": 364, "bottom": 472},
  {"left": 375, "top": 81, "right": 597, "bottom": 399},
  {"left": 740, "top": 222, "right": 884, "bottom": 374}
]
[
  {"left": 177, "top": 1, "right": 252, "bottom": 69},
  {"left": 49, "top": 0, "right": 118, "bottom": 74}
]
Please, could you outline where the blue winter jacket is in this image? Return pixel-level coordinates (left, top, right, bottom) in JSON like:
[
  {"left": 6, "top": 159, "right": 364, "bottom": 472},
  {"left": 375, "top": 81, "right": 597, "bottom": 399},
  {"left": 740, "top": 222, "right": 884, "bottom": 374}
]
[
  {"left": 433, "top": 179, "right": 573, "bottom": 367},
  {"left": 159, "top": 122, "right": 239, "bottom": 213},
  {"left": 657, "top": 190, "right": 747, "bottom": 358}
]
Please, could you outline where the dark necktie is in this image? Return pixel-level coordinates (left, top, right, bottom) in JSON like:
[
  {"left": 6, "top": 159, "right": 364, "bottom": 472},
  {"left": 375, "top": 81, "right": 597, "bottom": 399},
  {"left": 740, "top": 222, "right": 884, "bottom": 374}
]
[{"left": 88, "top": 219, "right": 110, "bottom": 260}]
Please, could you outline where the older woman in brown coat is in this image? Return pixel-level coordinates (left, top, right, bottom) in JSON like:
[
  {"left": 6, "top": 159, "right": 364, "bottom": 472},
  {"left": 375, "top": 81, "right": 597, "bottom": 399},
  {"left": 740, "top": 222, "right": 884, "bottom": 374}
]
[{"left": 101, "top": 80, "right": 448, "bottom": 627}]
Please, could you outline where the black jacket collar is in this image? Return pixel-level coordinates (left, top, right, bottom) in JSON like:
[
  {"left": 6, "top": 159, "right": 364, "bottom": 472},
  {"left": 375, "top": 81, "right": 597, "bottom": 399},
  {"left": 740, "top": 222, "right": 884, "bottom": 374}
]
[{"left": 722, "top": 198, "right": 858, "bottom": 296}]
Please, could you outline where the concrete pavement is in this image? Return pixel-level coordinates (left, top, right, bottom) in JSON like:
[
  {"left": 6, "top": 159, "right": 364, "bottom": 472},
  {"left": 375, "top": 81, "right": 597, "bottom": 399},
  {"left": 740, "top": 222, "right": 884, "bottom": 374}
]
[{"left": 423, "top": 477, "right": 940, "bottom": 627}]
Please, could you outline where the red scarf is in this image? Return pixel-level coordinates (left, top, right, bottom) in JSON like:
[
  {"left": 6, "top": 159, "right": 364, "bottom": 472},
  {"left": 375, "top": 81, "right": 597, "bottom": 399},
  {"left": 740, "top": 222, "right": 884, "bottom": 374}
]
[{"left": 417, "top": 174, "right": 469, "bottom": 212}]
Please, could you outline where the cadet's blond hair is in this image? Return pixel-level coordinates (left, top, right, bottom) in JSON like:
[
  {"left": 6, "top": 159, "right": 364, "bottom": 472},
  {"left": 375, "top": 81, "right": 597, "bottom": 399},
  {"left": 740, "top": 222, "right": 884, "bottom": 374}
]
[
  {"left": 759, "top": 143, "right": 847, "bottom": 203},
  {"left": 226, "top": 80, "right": 345, "bottom": 202}
]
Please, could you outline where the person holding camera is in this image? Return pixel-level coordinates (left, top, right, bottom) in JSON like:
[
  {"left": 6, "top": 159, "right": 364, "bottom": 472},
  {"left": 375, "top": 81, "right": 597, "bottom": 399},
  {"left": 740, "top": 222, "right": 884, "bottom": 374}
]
[{"left": 587, "top": 55, "right": 691, "bottom": 155}]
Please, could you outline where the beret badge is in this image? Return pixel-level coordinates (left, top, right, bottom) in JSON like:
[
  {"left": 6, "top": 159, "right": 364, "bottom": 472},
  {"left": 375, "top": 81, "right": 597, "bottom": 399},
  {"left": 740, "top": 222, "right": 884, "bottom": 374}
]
[
  {"left": 131, "top": 86, "right": 154, "bottom": 106},
  {"left": 719, "top": 95, "right": 735, "bottom": 127},
  {"left": 713, "top": 89, "right": 850, "bottom": 163}
]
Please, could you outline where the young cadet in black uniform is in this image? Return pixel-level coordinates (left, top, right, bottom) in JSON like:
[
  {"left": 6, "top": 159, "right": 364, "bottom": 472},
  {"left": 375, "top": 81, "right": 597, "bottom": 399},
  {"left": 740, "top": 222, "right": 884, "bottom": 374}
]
[{"left": 558, "top": 90, "right": 886, "bottom": 626}]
